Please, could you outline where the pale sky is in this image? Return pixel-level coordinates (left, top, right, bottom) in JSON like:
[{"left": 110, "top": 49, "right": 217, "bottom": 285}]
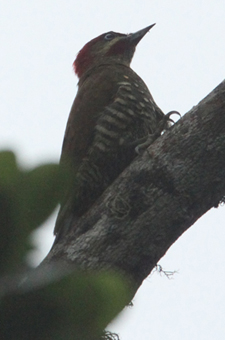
[{"left": 1, "top": 1, "right": 225, "bottom": 339}]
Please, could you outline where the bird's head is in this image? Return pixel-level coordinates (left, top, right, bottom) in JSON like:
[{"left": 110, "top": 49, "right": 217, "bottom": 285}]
[{"left": 73, "top": 24, "right": 155, "bottom": 78}]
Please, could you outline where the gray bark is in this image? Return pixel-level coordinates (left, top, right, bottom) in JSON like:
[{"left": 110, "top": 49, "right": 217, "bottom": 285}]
[{"left": 42, "top": 79, "right": 225, "bottom": 296}]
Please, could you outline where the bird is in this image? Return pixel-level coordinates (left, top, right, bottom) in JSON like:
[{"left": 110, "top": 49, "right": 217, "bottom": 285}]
[{"left": 54, "top": 24, "right": 172, "bottom": 238}]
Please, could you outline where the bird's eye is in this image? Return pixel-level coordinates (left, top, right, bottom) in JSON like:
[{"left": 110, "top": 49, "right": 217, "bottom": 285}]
[{"left": 104, "top": 33, "right": 115, "bottom": 41}]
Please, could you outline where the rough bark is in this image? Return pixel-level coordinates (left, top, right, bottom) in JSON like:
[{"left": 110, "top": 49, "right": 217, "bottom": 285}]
[{"left": 42, "top": 79, "right": 225, "bottom": 295}]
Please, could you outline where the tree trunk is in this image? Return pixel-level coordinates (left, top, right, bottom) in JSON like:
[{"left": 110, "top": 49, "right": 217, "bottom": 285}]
[{"left": 41, "top": 79, "right": 225, "bottom": 296}]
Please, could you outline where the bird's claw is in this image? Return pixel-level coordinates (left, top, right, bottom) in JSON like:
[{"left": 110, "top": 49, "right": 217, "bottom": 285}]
[
  {"left": 134, "top": 132, "right": 160, "bottom": 154},
  {"left": 134, "top": 111, "right": 181, "bottom": 154},
  {"left": 164, "top": 110, "right": 181, "bottom": 127}
]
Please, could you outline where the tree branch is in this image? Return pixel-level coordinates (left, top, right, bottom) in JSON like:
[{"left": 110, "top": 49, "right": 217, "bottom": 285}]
[{"left": 42, "top": 79, "right": 225, "bottom": 295}]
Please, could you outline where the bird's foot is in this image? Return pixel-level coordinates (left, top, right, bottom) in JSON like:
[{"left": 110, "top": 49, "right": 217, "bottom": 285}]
[
  {"left": 134, "top": 132, "right": 160, "bottom": 154},
  {"left": 134, "top": 111, "right": 181, "bottom": 154},
  {"left": 163, "top": 110, "right": 181, "bottom": 130}
]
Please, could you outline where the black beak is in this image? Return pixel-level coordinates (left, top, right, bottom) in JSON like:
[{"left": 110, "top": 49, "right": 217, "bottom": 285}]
[{"left": 128, "top": 24, "right": 156, "bottom": 45}]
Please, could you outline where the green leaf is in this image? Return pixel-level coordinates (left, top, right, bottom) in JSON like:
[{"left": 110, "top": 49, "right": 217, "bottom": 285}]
[
  {"left": 0, "top": 268, "right": 132, "bottom": 340},
  {"left": 0, "top": 150, "right": 71, "bottom": 272},
  {"left": 21, "top": 163, "right": 70, "bottom": 230},
  {"left": 0, "top": 151, "right": 25, "bottom": 272}
]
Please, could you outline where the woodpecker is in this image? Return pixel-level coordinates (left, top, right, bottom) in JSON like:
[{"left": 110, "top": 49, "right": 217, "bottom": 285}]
[{"left": 54, "top": 24, "right": 170, "bottom": 237}]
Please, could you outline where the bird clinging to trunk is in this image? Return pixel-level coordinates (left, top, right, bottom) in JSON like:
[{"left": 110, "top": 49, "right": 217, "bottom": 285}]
[{"left": 54, "top": 24, "right": 171, "bottom": 238}]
